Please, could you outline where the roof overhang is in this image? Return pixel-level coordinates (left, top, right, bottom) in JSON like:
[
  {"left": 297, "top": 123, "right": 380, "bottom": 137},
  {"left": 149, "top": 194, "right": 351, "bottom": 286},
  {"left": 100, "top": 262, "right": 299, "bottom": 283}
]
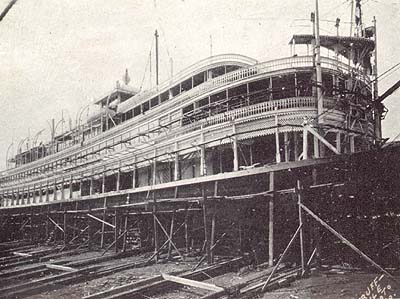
[{"left": 289, "top": 34, "right": 375, "bottom": 60}]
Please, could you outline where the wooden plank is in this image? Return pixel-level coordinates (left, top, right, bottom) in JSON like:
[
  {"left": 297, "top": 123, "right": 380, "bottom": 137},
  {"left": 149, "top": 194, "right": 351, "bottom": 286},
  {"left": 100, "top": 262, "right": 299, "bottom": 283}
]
[
  {"left": 48, "top": 216, "right": 64, "bottom": 233},
  {"left": 87, "top": 213, "right": 115, "bottom": 229},
  {"left": 12, "top": 251, "right": 32, "bottom": 257},
  {"left": 268, "top": 171, "right": 274, "bottom": 267},
  {"left": 45, "top": 263, "right": 78, "bottom": 272},
  {"left": 84, "top": 257, "right": 242, "bottom": 299},
  {"left": 299, "top": 202, "right": 393, "bottom": 278},
  {"left": 261, "top": 224, "right": 302, "bottom": 292},
  {"left": 161, "top": 273, "right": 225, "bottom": 292},
  {"left": 296, "top": 180, "right": 305, "bottom": 275},
  {"left": 154, "top": 215, "right": 184, "bottom": 261},
  {"left": 0, "top": 264, "right": 101, "bottom": 296}
]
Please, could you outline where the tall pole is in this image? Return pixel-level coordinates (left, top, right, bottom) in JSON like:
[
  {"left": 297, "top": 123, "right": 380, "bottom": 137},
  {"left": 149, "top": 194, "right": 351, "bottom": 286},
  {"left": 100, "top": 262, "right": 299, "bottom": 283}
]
[
  {"left": 350, "top": 0, "right": 354, "bottom": 36},
  {"left": 314, "top": 0, "right": 322, "bottom": 158},
  {"left": 155, "top": 30, "right": 159, "bottom": 86},
  {"left": 315, "top": 0, "right": 323, "bottom": 123},
  {"left": 335, "top": 18, "right": 340, "bottom": 62},
  {"left": 372, "top": 16, "right": 381, "bottom": 141}
]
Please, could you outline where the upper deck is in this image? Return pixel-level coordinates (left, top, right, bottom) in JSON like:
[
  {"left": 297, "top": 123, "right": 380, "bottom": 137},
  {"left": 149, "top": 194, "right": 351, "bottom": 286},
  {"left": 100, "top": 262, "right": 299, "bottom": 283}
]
[{"left": 0, "top": 48, "right": 373, "bottom": 209}]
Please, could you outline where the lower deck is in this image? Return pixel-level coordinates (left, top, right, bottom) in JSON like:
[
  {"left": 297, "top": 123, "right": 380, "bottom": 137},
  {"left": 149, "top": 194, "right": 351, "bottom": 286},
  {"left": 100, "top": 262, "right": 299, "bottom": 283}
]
[{"left": 1, "top": 144, "right": 400, "bottom": 271}]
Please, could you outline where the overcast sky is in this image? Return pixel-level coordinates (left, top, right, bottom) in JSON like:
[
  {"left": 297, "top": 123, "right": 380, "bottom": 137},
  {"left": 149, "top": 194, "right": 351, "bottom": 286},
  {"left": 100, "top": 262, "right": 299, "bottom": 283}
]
[{"left": 0, "top": 0, "right": 399, "bottom": 170}]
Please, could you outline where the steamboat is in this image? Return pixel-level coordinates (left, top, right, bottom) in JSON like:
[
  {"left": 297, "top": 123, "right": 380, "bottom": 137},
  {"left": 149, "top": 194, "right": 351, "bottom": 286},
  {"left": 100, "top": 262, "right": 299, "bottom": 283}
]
[{"left": 0, "top": 0, "right": 399, "bottom": 273}]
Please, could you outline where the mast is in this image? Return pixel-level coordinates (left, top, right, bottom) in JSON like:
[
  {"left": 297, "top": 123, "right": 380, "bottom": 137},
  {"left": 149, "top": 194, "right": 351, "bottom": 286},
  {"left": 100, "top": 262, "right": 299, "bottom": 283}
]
[
  {"left": 155, "top": 30, "right": 159, "bottom": 86},
  {"left": 315, "top": 0, "right": 323, "bottom": 124},
  {"left": 372, "top": 16, "right": 381, "bottom": 141},
  {"left": 312, "top": 0, "right": 323, "bottom": 158},
  {"left": 335, "top": 18, "right": 340, "bottom": 66},
  {"left": 355, "top": 0, "right": 362, "bottom": 37},
  {"left": 350, "top": 0, "right": 354, "bottom": 36}
]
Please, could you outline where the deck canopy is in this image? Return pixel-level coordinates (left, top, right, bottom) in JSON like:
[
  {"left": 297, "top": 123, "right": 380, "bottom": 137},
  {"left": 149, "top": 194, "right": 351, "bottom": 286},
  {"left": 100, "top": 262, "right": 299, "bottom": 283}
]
[
  {"left": 94, "top": 84, "right": 139, "bottom": 108},
  {"left": 289, "top": 34, "right": 375, "bottom": 60}
]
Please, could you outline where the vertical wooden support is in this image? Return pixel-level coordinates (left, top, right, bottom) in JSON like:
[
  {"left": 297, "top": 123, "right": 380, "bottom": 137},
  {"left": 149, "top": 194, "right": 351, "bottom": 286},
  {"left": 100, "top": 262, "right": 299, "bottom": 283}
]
[
  {"left": 284, "top": 132, "right": 289, "bottom": 162},
  {"left": 32, "top": 184, "right": 36, "bottom": 204},
  {"left": 45, "top": 205, "right": 50, "bottom": 240},
  {"left": 72, "top": 201, "right": 78, "bottom": 239},
  {"left": 200, "top": 131, "right": 206, "bottom": 176},
  {"left": 116, "top": 162, "right": 121, "bottom": 192},
  {"left": 132, "top": 156, "right": 137, "bottom": 189},
  {"left": 210, "top": 212, "right": 216, "bottom": 263},
  {"left": 89, "top": 171, "right": 93, "bottom": 195},
  {"left": 61, "top": 177, "right": 65, "bottom": 201},
  {"left": 102, "top": 166, "right": 106, "bottom": 194},
  {"left": 122, "top": 213, "right": 128, "bottom": 252},
  {"left": 239, "top": 220, "right": 243, "bottom": 253},
  {"left": 25, "top": 185, "right": 29, "bottom": 205},
  {"left": 11, "top": 188, "right": 15, "bottom": 206},
  {"left": 20, "top": 187, "right": 23, "bottom": 205},
  {"left": 294, "top": 132, "right": 299, "bottom": 161},
  {"left": 274, "top": 109, "right": 281, "bottom": 163},
  {"left": 202, "top": 184, "right": 211, "bottom": 264},
  {"left": 153, "top": 194, "right": 159, "bottom": 262},
  {"left": 87, "top": 203, "right": 92, "bottom": 250},
  {"left": 249, "top": 143, "right": 253, "bottom": 165},
  {"left": 313, "top": 135, "right": 320, "bottom": 158},
  {"left": 185, "top": 212, "right": 189, "bottom": 253},
  {"left": 174, "top": 143, "right": 179, "bottom": 181},
  {"left": 100, "top": 197, "right": 107, "bottom": 248},
  {"left": 39, "top": 183, "right": 43, "bottom": 203},
  {"left": 200, "top": 146, "right": 206, "bottom": 177},
  {"left": 312, "top": 168, "right": 320, "bottom": 264},
  {"left": 350, "top": 135, "right": 355, "bottom": 153},
  {"left": 219, "top": 149, "right": 223, "bottom": 173},
  {"left": 114, "top": 209, "right": 119, "bottom": 253},
  {"left": 167, "top": 210, "right": 175, "bottom": 259},
  {"left": 30, "top": 208, "right": 34, "bottom": 242},
  {"left": 78, "top": 173, "right": 82, "bottom": 196},
  {"left": 53, "top": 178, "right": 57, "bottom": 201},
  {"left": 297, "top": 180, "right": 305, "bottom": 274},
  {"left": 63, "top": 208, "right": 67, "bottom": 246},
  {"left": 15, "top": 187, "right": 19, "bottom": 206},
  {"left": 303, "top": 126, "right": 308, "bottom": 160},
  {"left": 69, "top": 175, "right": 73, "bottom": 199},
  {"left": 269, "top": 171, "right": 274, "bottom": 267},
  {"left": 153, "top": 149, "right": 157, "bottom": 186},
  {"left": 232, "top": 122, "right": 239, "bottom": 171},
  {"left": 336, "top": 132, "right": 341, "bottom": 153},
  {"left": 46, "top": 181, "right": 50, "bottom": 202}
]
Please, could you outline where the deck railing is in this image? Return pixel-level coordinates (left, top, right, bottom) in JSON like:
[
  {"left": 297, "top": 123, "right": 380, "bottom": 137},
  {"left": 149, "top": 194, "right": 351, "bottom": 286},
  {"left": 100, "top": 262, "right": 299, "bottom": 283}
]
[
  {"left": 1, "top": 96, "right": 346, "bottom": 202},
  {"left": 178, "top": 97, "right": 318, "bottom": 135},
  {"left": 1, "top": 55, "right": 365, "bottom": 179}
]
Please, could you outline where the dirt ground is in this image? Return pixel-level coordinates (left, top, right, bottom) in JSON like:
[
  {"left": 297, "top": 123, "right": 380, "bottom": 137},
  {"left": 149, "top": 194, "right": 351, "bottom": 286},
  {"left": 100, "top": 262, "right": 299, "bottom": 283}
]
[
  {"left": 5, "top": 250, "right": 400, "bottom": 299},
  {"left": 33, "top": 257, "right": 198, "bottom": 299},
  {"left": 259, "top": 272, "right": 400, "bottom": 299}
]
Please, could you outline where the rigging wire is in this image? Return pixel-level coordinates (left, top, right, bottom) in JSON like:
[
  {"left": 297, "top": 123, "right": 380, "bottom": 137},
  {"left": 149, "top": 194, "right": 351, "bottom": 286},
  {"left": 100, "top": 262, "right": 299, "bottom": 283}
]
[
  {"left": 157, "top": 21, "right": 173, "bottom": 81},
  {"left": 139, "top": 38, "right": 155, "bottom": 91},
  {"left": 320, "top": 0, "right": 351, "bottom": 19},
  {"left": 376, "top": 62, "right": 400, "bottom": 82}
]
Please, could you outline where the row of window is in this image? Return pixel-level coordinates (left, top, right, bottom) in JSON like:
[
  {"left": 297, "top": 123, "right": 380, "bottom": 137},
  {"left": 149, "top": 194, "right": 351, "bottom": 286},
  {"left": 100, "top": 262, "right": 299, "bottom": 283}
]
[
  {"left": 120, "top": 65, "right": 241, "bottom": 123},
  {"left": 2, "top": 69, "right": 372, "bottom": 185},
  {"left": 181, "top": 71, "right": 372, "bottom": 125}
]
